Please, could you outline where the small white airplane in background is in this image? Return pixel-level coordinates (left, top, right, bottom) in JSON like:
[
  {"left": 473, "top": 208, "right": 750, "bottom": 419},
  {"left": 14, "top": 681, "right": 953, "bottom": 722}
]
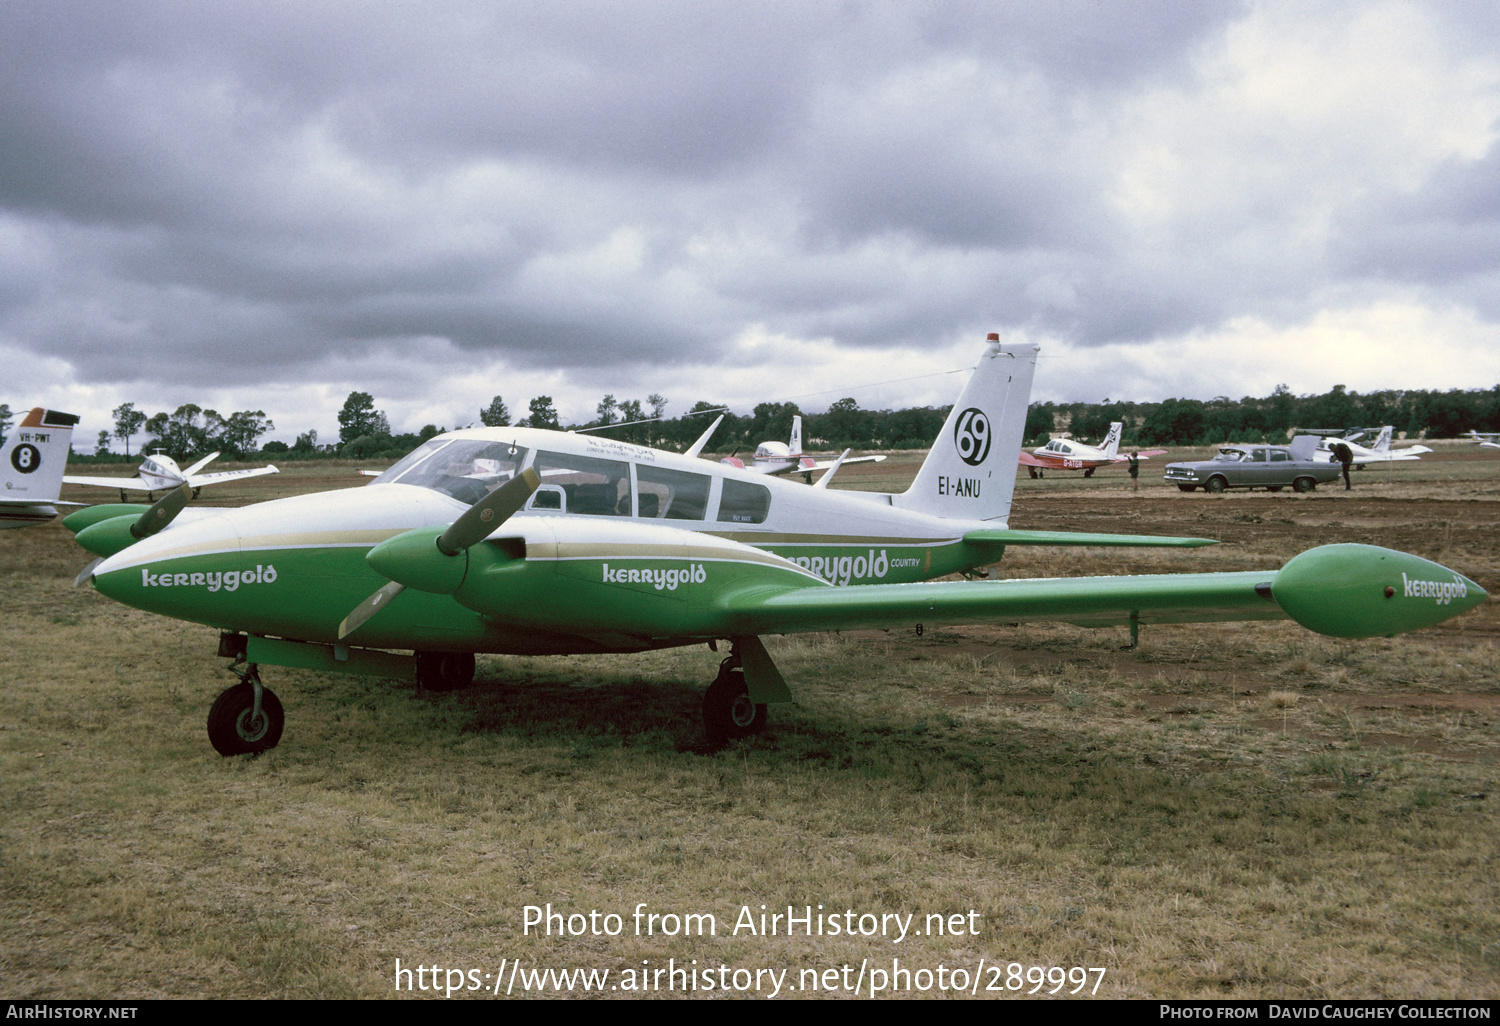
[
  {"left": 1466, "top": 430, "right": 1500, "bottom": 450},
  {"left": 1317, "top": 426, "right": 1431, "bottom": 466},
  {"left": 1, "top": 407, "right": 82, "bottom": 529},
  {"left": 1018, "top": 422, "right": 1167, "bottom": 478},
  {"left": 719, "top": 415, "right": 887, "bottom": 482},
  {"left": 66, "top": 450, "right": 279, "bottom": 500}
]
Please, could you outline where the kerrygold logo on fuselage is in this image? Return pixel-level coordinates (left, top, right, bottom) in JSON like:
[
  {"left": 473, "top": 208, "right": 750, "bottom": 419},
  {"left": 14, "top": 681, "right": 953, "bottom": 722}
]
[
  {"left": 602, "top": 563, "right": 707, "bottom": 590},
  {"left": 140, "top": 565, "right": 279, "bottom": 592},
  {"left": 1402, "top": 572, "right": 1467, "bottom": 606}
]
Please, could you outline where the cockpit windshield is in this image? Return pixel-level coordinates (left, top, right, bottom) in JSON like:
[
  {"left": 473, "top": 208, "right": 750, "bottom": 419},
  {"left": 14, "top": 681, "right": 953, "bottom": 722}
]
[{"left": 371, "top": 439, "right": 530, "bottom": 504}]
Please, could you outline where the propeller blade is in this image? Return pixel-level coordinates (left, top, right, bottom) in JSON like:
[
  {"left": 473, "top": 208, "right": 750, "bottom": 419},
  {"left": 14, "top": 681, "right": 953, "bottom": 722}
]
[
  {"left": 131, "top": 484, "right": 192, "bottom": 539},
  {"left": 72, "top": 557, "right": 103, "bottom": 589},
  {"left": 338, "top": 580, "right": 406, "bottom": 640},
  {"left": 436, "top": 467, "right": 541, "bottom": 555}
]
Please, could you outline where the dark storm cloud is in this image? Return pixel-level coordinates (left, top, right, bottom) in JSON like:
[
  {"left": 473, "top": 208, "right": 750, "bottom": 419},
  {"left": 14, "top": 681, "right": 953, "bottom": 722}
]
[{"left": 3, "top": 0, "right": 1500, "bottom": 419}]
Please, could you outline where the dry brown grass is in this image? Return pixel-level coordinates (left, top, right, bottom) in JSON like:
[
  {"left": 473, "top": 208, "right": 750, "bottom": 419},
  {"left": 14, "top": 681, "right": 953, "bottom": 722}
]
[{"left": 1, "top": 455, "right": 1496, "bottom": 999}]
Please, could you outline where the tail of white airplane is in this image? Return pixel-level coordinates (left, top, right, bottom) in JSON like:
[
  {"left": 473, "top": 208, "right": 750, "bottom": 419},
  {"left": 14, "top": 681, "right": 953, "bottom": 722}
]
[
  {"left": 789, "top": 416, "right": 802, "bottom": 457},
  {"left": 893, "top": 336, "right": 1039, "bottom": 524},
  {"left": 1369, "top": 426, "right": 1393, "bottom": 453},
  {"left": 1101, "top": 422, "right": 1123, "bottom": 457},
  {"left": 1, "top": 408, "right": 80, "bottom": 526}
]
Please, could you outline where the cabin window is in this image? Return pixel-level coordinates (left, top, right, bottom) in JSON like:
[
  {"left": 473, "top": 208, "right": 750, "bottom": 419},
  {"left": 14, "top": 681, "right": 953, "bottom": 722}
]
[
  {"left": 636, "top": 465, "right": 711, "bottom": 520},
  {"left": 533, "top": 451, "right": 632, "bottom": 516},
  {"left": 717, "top": 478, "right": 771, "bottom": 525},
  {"left": 1252, "top": 449, "right": 1268, "bottom": 462},
  {"left": 1270, "top": 450, "right": 1290, "bottom": 462},
  {"left": 382, "top": 439, "right": 529, "bottom": 504}
]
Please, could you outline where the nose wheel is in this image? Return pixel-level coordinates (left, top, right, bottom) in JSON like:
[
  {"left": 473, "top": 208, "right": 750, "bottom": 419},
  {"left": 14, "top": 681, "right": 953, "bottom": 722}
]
[
  {"left": 702, "top": 656, "right": 767, "bottom": 744},
  {"left": 207, "top": 665, "right": 285, "bottom": 756}
]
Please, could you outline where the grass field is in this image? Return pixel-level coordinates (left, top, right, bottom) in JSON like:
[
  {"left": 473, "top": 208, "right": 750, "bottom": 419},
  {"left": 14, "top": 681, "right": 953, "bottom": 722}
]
[{"left": 1, "top": 448, "right": 1496, "bottom": 998}]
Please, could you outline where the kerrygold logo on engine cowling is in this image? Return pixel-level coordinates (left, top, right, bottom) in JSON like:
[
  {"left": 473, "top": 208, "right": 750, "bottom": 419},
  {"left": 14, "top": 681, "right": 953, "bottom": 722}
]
[
  {"left": 1402, "top": 572, "right": 1467, "bottom": 606},
  {"left": 140, "top": 564, "right": 279, "bottom": 592},
  {"left": 602, "top": 563, "right": 707, "bottom": 590}
]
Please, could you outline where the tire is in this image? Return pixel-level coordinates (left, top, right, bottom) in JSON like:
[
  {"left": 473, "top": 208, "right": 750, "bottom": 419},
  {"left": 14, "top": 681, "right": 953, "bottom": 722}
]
[
  {"left": 1083, "top": 468, "right": 1095, "bottom": 478},
  {"left": 1177, "top": 484, "right": 1197, "bottom": 492},
  {"left": 1293, "top": 476, "right": 1316, "bottom": 493},
  {"left": 702, "top": 667, "right": 767, "bottom": 744},
  {"left": 207, "top": 682, "right": 284, "bottom": 756},
  {"left": 416, "top": 651, "right": 476, "bottom": 691},
  {"left": 1204, "top": 476, "right": 1227, "bottom": 494}
]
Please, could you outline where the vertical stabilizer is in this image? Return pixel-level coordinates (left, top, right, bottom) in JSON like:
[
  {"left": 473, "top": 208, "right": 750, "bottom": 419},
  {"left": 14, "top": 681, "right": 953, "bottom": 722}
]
[
  {"left": 789, "top": 415, "right": 802, "bottom": 456},
  {"left": 1101, "top": 422, "right": 1123, "bottom": 457},
  {"left": 1371, "top": 426, "right": 1392, "bottom": 453},
  {"left": 1, "top": 408, "right": 79, "bottom": 518},
  {"left": 893, "top": 338, "right": 1039, "bottom": 524}
]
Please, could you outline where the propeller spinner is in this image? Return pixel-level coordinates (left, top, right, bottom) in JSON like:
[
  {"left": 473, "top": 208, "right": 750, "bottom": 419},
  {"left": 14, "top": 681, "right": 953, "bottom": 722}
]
[{"left": 338, "top": 468, "right": 540, "bottom": 639}]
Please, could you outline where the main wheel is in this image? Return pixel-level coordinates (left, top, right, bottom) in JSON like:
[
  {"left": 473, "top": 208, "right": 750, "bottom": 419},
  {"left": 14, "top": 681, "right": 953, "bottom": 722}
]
[
  {"left": 1293, "top": 476, "right": 1316, "bottom": 493},
  {"left": 207, "top": 682, "right": 284, "bottom": 756},
  {"left": 1205, "top": 476, "right": 1227, "bottom": 494},
  {"left": 416, "top": 651, "right": 476, "bottom": 691},
  {"left": 702, "top": 667, "right": 767, "bottom": 744},
  {"left": 1083, "top": 468, "right": 1095, "bottom": 478}
]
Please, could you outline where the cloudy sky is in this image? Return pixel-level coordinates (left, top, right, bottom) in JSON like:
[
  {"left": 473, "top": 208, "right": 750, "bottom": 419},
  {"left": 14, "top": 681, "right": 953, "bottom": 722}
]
[{"left": 6, "top": 0, "right": 1500, "bottom": 445}]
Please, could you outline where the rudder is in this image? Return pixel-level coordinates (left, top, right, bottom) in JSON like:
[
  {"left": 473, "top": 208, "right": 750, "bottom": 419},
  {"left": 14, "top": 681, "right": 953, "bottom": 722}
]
[{"left": 894, "top": 337, "right": 1039, "bottom": 524}]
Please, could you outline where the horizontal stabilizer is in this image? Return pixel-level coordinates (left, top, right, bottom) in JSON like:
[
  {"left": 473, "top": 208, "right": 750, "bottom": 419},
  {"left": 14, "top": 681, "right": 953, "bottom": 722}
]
[{"left": 965, "top": 528, "right": 1216, "bottom": 548}]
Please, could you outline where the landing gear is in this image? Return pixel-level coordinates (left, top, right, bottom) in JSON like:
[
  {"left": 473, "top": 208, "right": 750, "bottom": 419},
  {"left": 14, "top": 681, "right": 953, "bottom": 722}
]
[
  {"left": 416, "top": 651, "right": 476, "bottom": 691},
  {"left": 1083, "top": 468, "right": 1095, "bottom": 478},
  {"left": 207, "top": 665, "right": 284, "bottom": 756},
  {"left": 702, "top": 655, "right": 767, "bottom": 744},
  {"left": 1027, "top": 467, "right": 1039, "bottom": 479},
  {"left": 192, "top": 487, "right": 202, "bottom": 499}
]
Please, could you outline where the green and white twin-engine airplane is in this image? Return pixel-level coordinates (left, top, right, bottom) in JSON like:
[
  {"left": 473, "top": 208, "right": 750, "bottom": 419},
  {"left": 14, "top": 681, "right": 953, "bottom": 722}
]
[{"left": 67, "top": 338, "right": 1486, "bottom": 755}]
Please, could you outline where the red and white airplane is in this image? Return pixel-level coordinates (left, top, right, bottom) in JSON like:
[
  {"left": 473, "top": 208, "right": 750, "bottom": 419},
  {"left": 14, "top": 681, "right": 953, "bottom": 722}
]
[
  {"left": 719, "top": 416, "right": 886, "bottom": 482},
  {"left": 1018, "top": 422, "right": 1167, "bottom": 477}
]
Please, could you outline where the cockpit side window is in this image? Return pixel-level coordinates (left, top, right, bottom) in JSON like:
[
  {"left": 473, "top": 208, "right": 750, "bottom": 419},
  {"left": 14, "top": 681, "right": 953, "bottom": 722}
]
[
  {"left": 383, "top": 440, "right": 529, "bottom": 504},
  {"left": 533, "top": 451, "right": 632, "bottom": 516},
  {"left": 368, "top": 439, "right": 452, "bottom": 487},
  {"left": 636, "top": 465, "right": 711, "bottom": 520}
]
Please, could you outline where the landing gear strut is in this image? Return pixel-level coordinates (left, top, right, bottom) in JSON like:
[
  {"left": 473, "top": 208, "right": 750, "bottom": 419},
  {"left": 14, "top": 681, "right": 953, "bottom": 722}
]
[
  {"left": 207, "top": 664, "right": 285, "bottom": 756},
  {"left": 702, "top": 647, "right": 767, "bottom": 744}
]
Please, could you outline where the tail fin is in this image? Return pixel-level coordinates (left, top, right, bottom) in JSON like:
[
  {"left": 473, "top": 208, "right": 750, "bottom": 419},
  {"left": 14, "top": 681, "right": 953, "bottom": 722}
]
[
  {"left": 1101, "top": 422, "right": 1123, "bottom": 457},
  {"left": 789, "top": 416, "right": 802, "bottom": 456},
  {"left": 893, "top": 337, "right": 1039, "bottom": 524},
  {"left": 1371, "top": 426, "right": 1392, "bottom": 452},
  {"left": 1, "top": 408, "right": 79, "bottom": 504}
]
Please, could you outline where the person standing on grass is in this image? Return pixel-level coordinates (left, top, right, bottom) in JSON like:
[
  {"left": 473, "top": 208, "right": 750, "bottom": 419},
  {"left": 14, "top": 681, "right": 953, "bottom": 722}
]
[
  {"left": 1128, "top": 450, "right": 1140, "bottom": 492},
  {"left": 1331, "top": 441, "right": 1353, "bottom": 490}
]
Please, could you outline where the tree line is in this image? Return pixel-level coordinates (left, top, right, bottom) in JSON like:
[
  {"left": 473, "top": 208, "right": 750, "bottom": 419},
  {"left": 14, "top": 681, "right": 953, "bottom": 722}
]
[{"left": 13, "top": 379, "right": 1500, "bottom": 464}]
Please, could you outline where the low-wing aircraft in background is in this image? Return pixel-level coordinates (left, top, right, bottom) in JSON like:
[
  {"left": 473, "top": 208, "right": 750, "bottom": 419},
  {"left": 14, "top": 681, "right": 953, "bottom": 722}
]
[
  {"left": 66, "top": 336, "right": 1485, "bottom": 757},
  {"left": 1018, "top": 422, "right": 1167, "bottom": 477},
  {"left": 719, "top": 415, "right": 887, "bottom": 482},
  {"left": 1317, "top": 426, "right": 1432, "bottom": 466},
  {"left": 1466, "top": 430, "right": 1500, "bottom": 450},
  {"left": 1, "top": 408, "right": 82, "bottom": 529},
  {"left": 65, "top": 450, "right": 278, "bottom": 501}
]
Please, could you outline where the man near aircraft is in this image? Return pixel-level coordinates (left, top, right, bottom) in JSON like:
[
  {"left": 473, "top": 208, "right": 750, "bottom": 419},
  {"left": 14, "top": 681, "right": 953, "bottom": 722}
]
[
  {"left": 1128, "top": 450, "right": 1140, "bottom": 492},
  {"left": 1330, "top": 441, "right": 1353, "bottom": 490}
]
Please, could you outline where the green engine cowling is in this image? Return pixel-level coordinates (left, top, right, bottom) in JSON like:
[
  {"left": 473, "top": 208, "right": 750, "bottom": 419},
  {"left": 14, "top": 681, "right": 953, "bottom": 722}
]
[
  {"left": 63, "top": 504, "right": 150, "bottom": 535},
  {"left": 1272, "top": 544, "right": 1486, "bottom": 638},
  {"left": 73, "top": 515, "right": 146, "bottom": 558}
]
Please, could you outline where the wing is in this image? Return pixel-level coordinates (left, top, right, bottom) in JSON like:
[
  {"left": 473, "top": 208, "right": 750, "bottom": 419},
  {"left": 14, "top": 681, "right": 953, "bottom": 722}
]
[
  {"left": 808, "top": 454, "right": 886, "bottom": 471},
  {"left": 1017, "top": 451, "right": 1049, "bottom": 467},
  {"left": 725, "top": 570, "right": 1284, "bottom": 634},
  {"left": 63, "top": 475, "right": 150, "bottom": 490},
  {"left": 721, "top": 544, "right": 1486, "bottom": 640},
  {"left": 185, "top": 465, "right": 279, "bottom": 487}
]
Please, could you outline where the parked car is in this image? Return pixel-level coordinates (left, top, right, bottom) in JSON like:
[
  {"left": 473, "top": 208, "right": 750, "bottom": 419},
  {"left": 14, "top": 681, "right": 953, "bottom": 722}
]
[{"left": 1162, "top": 437, "right": 1341, "bottom": 493}]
